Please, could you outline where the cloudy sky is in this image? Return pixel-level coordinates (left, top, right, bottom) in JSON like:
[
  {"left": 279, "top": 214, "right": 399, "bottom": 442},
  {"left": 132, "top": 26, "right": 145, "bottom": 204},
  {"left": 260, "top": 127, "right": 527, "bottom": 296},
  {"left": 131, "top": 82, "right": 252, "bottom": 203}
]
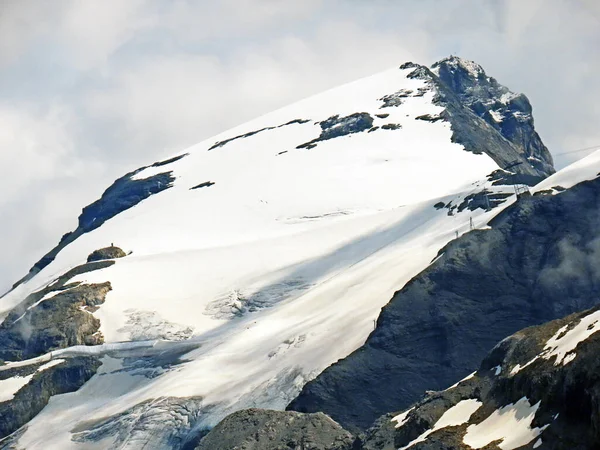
[{"left": 1, "top": 0, "right": 599, "bottom": 293}]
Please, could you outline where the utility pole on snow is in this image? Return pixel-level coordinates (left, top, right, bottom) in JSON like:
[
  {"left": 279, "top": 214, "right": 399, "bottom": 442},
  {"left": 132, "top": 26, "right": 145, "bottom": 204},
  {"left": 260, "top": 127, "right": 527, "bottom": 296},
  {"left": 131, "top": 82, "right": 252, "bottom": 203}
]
[{"left": 469, "top": 217, "right": 474, "bottom": 231}]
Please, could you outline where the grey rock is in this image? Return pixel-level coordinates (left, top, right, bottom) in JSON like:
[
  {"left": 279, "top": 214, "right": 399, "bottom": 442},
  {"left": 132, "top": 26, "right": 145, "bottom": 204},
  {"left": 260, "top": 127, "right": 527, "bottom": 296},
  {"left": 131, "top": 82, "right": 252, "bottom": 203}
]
[
  {"left": 433, "top": 56, "right": 553, "bottom": 177},
  {"left": 4, "top": 260, "right": 114, "bottom": 326},
  {"left": 400, "top": 57, "right": 554, "bottom": 186},
  {"left": 297, "top": 113, "right": 374, "bottom": 149},
  {"left": 190, "top": 181, "right": 216, "bottom": 190},
  {"left": 441, "top": 190, "right": 513, "bottom": 214},
  {"left": 0, "top": 356, "right": 101, "bottom": 440},
  {"left": 0, "top": 279, "right": 112, "bottom": 360},
  {"left": 208, "top": 119, "right": 310, "bottom": 150},
  {"left": 209, "top": 126, "right": 276, "bottom": 150},
  {"left": 86, "top": 246, "right": 126, "bottom": 263},
  {"left": 196, "top": 409, "right": 355, "bottom": 450},
  {"left": 379, "top": 89, "right": 413, "bottom": 108},
  {"left": 415, "top": 114, "right": 443, "bottom": 123}
]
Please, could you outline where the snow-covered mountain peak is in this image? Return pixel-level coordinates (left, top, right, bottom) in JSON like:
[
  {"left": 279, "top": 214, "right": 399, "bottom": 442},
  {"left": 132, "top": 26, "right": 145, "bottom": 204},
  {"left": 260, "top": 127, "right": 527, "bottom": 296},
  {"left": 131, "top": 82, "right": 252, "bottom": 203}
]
[
  {"left": 0, "top": 57, "right": 557, "bottom": 449},
  {"left": 429, "top": 56, "right": 554, "bottom": 180}
]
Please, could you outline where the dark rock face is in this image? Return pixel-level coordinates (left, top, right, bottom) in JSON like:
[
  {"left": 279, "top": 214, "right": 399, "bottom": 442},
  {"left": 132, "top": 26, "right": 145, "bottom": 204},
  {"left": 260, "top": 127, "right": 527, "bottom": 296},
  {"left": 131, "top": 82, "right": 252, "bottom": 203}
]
[
  {"left": 150, "top": 153, "right": 189, "bottom": 167},
  {"left": 433, "top": 57, "right": 553, "bottom": 177},
  {"left": 359, "top": 374, "right": 488, "bottom": 450},
  {"left": 0, "top": 282, "right": 111, "bottom": 360},
  {"left": 0, "top": 356, "right": 101, "bottom": 440},
  {"left": 196, "top": 409, "right": 355, "bottom": 450},
  {"left": 78, "top": 172, "right": 174, "bottom": 233},
  {"left": 415, "top": 114, "right": 443, "bottom": 123},
  {"left": 289, "top": 175, "right": 600, "bottom": 431},
  {"left": 297, "top": 113, "right": 374, "bottom": 149},
  {"left": 0, "top": 258, "right": 122, "bottom": 443},
  {"left": 432, "top": 57, "right": 554, "bottom": 183},
  {"left": 190, "top": 181, "right": 216, "bottom": 190},
  {"left": 209, "top": 119, "right": 310, "bottom": 150},
  {"left": 209, "top": 126, "right": 274, "bottom": 150},
  {"left": 86, "top": 246, "right": 126, "bottom": 263},
  {"left": 442, "top": 190, "right": 513, "bottom": 215},
  {"left": 379, "top": 90, "right": 414, "bottom": 108},
  {"left": 0, "top": 259, "right": 115, "bottom": 362}
]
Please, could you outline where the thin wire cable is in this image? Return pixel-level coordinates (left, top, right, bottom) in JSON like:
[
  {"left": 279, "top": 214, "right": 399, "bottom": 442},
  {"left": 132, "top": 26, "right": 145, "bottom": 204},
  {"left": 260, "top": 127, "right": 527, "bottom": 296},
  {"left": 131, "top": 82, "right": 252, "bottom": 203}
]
[{"left": 553, "top": 145, "right": 600, "bottom": 157}]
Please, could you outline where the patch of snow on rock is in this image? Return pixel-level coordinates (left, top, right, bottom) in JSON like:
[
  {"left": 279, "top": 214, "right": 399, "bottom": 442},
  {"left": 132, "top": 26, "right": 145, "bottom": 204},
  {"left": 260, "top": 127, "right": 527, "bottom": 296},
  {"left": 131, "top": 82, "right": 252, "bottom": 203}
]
[
  {"left": 391, "top": 407, "right": 414, "bottom": 429},
  {"left": 489, "top": 110, "right": 504, "bottom": 122},
  {"left": 512, "top": 309, "right": 600, "bottom": 375},
  {"left": 542, "top": 310, "right": 600, "bottom": 365},
  {"left": 463, "top": 397, "right": 548, "bottom": 450},
  {"left": 0, "top": 374, "right": 34, "bottom": 402},
  {"left": 37, "top": 359, "right": 66, "bottom": 372},
  {"left": 400, "top": 399, "right": 482, "bottom": 449}
]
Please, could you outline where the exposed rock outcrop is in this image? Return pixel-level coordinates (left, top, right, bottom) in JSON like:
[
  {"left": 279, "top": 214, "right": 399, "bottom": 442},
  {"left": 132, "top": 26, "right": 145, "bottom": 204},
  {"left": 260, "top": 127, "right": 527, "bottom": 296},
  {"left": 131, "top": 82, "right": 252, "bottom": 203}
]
[
  {"left": 208, "top": 119, "right": 310, "bottom": 150},
  {"left": 0, "top": 356, "right": 101, "bottom": 440},
  {"left": 0, "top": 282, "right": 111, "bottom": 360},
  {"left": 433, "top": 56, "right": 554, "bottom": 177},
  {"left": 404, "top": 57, "right": 554, "bottom": 185},
  {"left": 297, "top": 113, "right": 374, "bottom": 149},
  {"left": 196, "top": 409, "right": 355, "bottom": 450},
  {"left": 86, "top": 246, "right": 126, "bottom": 263},
  {"left": 0, "top": 259, "right": 115, "bottom": 361}
]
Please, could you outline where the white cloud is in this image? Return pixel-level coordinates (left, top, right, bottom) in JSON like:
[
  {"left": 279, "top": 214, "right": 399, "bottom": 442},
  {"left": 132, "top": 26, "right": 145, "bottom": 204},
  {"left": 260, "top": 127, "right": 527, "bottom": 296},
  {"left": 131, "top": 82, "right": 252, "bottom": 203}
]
[
  {"left": 0, "top": 105, "right": 78, "bottom": 205},
  {"left": 82, "top": 19, "right": 426, "bottom": 159},
  {"left": 58, "top": 0, "right": 156, "bottom": 69},
  {"left": 0, "top": 0, "right": 55, "bottom": 65}
]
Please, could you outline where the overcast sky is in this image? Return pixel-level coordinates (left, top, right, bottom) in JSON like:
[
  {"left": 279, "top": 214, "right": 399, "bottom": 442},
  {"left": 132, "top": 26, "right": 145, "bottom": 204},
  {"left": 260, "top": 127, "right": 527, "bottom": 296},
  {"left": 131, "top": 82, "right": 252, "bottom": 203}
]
[{"left": 1, "top": 0, "right": 599, "bottom": 293}]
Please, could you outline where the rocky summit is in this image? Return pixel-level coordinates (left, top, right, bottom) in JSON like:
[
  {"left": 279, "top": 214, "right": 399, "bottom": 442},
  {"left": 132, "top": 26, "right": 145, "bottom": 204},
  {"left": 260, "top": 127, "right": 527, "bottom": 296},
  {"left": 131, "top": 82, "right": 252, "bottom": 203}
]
[{"left": 0, "top": 56, "right": 596, "bottom": 449}]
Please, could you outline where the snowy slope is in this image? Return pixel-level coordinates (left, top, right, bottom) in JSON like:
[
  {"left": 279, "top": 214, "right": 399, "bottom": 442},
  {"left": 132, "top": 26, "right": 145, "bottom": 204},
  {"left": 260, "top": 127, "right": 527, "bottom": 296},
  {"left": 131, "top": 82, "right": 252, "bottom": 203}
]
[
  {"left": 533, "top": 149, "right": 600, "bottom": 194},
  {"left": 0, "top": 59, "right": 550, "bottom": 449}
]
